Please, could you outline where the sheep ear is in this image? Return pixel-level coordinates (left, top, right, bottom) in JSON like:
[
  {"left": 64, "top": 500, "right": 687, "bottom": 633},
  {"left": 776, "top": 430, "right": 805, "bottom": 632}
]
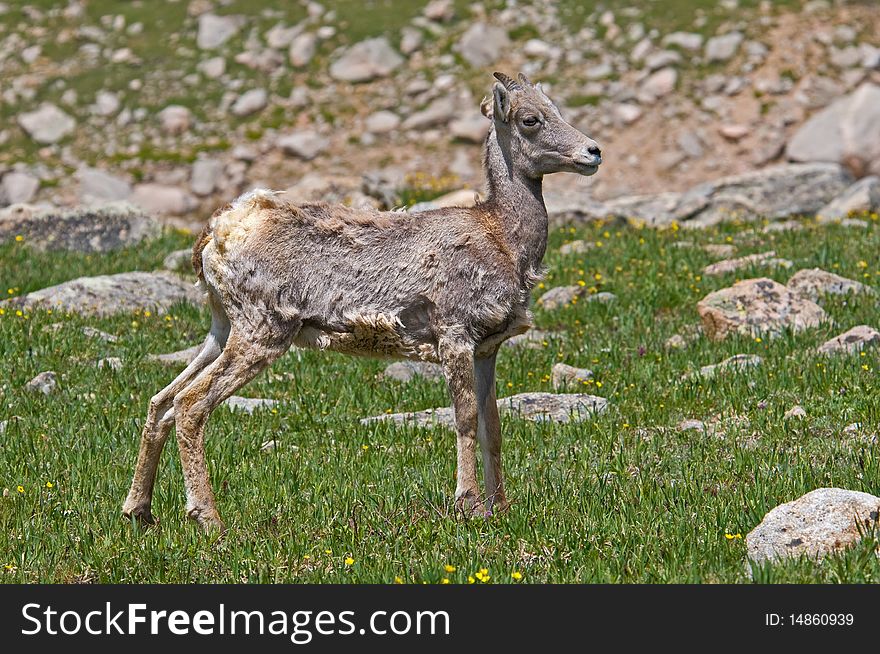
[
  {"left": 479, "top": 95, "right": 493, "bottom": 119},
  {"left": 492, "top": 82, "right": 511, "bottom": 123}
]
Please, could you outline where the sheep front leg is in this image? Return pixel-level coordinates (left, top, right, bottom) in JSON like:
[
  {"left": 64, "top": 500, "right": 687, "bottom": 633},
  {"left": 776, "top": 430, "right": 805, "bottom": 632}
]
[{"left": 439, "top": 336, "right": 484, "bottom": 516}]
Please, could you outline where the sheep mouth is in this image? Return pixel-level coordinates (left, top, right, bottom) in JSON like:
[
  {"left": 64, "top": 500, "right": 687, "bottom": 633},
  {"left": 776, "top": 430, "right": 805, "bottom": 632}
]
[{"left": 572, "top": 161, "right": 600, "bottom": 175}]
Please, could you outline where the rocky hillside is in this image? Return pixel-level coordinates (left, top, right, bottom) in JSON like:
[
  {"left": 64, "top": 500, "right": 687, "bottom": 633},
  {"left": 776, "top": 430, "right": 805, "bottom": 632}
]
[{"left": 1, "top": 0, "right": 879, "bottom": 230}]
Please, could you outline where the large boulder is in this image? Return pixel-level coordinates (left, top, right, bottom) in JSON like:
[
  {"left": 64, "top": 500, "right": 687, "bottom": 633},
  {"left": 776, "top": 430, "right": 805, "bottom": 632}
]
[
  {"left": 550, "top": 164, "right": 852, "bottom": 227},
  {"left": 786, "top": 83, "right": 880, "bottom": 177},
  {"left": 747, "top": 488, "right": 880, "bottom": 565},
  {"left": 0, "top": 203, "right": 160, "bottom": 252},
  {"left": 697, "top": 278, "right": 827, "bottom": 340},
  {"left": 329, "top": 37, "right": 403, "bottom": 83},
  {"left": 1, "top": 271, "right": 204, "bottom": 316}
]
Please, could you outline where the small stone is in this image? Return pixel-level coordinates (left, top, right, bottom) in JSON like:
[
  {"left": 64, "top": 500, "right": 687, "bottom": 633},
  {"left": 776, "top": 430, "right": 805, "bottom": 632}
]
[
  {"left": 702, "top": 251, "right": 792, "bottom": 276},
  {"left": 662, "top": 31, "right": 703, "bottom": 51},
  {"left": 719, "top": 124, "right": 750, "bottom": 141},
  {"left": 455, "top": 22, "right": 509, "bottom": 68},
  {"left": 77, "top": 167, "right": 132, "bottom": 202},
  {"left": 787, "top": 268, "right": 872, "bottom": 302},
  {"left": 703, "top": 243, "right": 736, "bottom": 258},
  {"left": 450, "top": 115, "right": 490, "bottom": 144},
  {"left": 551, "top": 363, "right": 593, "bottom": 389},
  {"left": 163, "top": 249, "right": 192, "bottom": 272},
  {"left": 25, "top": 371, "right": 57, "bottom": 395},
  {"left": 784, "top": 405, "right": 807, "bottom": 420},
  {"left": 277, "top": 131, "right": 329, "bottom": 160},
  {"left": 197, "top": 56, "right": 226, "bottom": 79},
  {"left": 158, "top": 105, "right": 193, "bottom": 135},
  {"left": 97, "top": 357, "right": 123, "bottom": 371},
  {"left": 190, "top": 158, "right": 223, "bottom": 196},
  {"left": 382, "top": 361, "right": 444, "bottom": 382},
  {"left": 704, "top": 32, "right": 743, "bottom": 62},
  {"left": 365, "top": 110, "right": 400, "bottom": 134},
  {"left": 503, "top": 329, "right": 562, "bottom": 350},
  {"left": 18, "top": 104, "right": 75, "bottom": 144},
  {"left": 231, "top": 88, "right": 268, "bottom": 117},
  {"left": 1, "top": 171, "right": 39, "bottom": 205},
  {"left": 130, "top": 184, "right": 197, "bottom": 216},
  {"left": 260, "top": 439, "right": 280, "bottom": 452},
  {"left": 148, "top": 344, "right": 203, "bottom": 366},
  {"left": 537, "top": 285, "right": 584, "bottom": 310},
  {"left": 558, "top": 240, "right": 593, "bottom": 255},
  {"left": 695, "top": 354, "right": 763, "bottom": 380},
  {"left": 197, "top": 13, "right": 243, "bottom": 50},
  {"left": 614, "top": 103, "right": 642, "bottom": 125},
  {"left": 289, "top": 32, "right": 317, "bottom": 68},
  {"left": 82, "top": 326, "right": 118, "bottom": 343},
  {"left": 677, "top": 419, "right": 706, "bottom": 433},
  {"left": 224, "top": 396, "right": 278, "bottom": 414},
  {"left": 329, "top": 37, "right": 404, "bottom": 83}
]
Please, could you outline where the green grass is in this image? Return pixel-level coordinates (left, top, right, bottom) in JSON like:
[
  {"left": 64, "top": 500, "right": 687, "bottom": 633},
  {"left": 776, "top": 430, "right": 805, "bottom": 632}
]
[{"left": 2, "top": 215, "right": 880, "bottom": 583}]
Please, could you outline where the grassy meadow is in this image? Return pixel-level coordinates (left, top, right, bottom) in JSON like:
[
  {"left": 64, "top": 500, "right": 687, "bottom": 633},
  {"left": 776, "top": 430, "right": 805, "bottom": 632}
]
[{"left": 1, "top": 214, "right": 879, "bottom": 583}]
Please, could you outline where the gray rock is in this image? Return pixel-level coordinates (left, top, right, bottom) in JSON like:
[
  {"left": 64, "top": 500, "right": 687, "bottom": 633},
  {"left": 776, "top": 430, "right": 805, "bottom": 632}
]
[
  {"left": 677, "top": 419, "right": 706, "bottom": 433},
  {"left": 0, "top": 171, "right": 39, "bottom": 205},
  {"left": 190, "top": 158, "right": 223, "bottom": 196},
  {"left": 277, "top": 131, "right": 329, "bottom": 160},
  {"left": 662, "top": 31, "right": 703, "bottom": 51},
  {"left": 450, "top": 115, "right": 490, "bottom": 144},
  {"left": 455, "top": 22, "right": 510, "bottom": 68},
  {"left": 704, "top": 32, "right": 743, "bottom": 62},
  {"left": 197, "top": 56, "right": 226, "bottom": 79},
  {"left": 0, "top": 203, "right": 159, "bottom": 252},
  {"left": 383, "top": 361, "right": 444, "bottom": 382},
  {"left": 787, "top": 268, "right": 872, "bottom": 302},
  {"left": 665, "top": 324, "right": 702, "bottom": 349},
  {"left": 197, "top": 13, "right": 243, "bottom": 50},
  {"left": 1, "top": 271, "right": 204, "bottom": 316},
  {"left": 697, "top": 278, "right": 827, "bottom": 340},
  {"left": 695, "top": 354, "right": 763, "bottom": 380},
  {"left": 365, "top": 110, "right": 400, "bottom": 134},
  {"left": 641, "top": 67, "right": 677, "bottom": 99},
  {"left": 148, "top": 344, "right": 203, "bottom": 366},
  {"left": 537, "top": 285, "right": 584, "bottom": 310},
  {"left": 329, "top": 37, "right": 403, "bottom": 83},
  {"left": 558, "top": 240, "right": 594, "bottom": 255},
  {"left": 787, "top": 83, "right": 880, "bottom": 177},
  {"left": 645, "top": 50, "right": 681, "bottom": 71},
  {"left": 96, "top": 357, "right": 123, "bottom": 371},
  {"left": 289, "top": 32, "right": 317, "bottom": 68},
  {"left": 703, "top": 243, "right": 736, "bottom": 258},
  {"left": 92, "top": 91, "right": 120, "bottom": 116},
  {"left": 25, "top": 371, "right": 57, "bottom": 395},
  {"left": 424, "top": 0, "right": 454, "bottom": 21},
  {"left": 503, "top": 329, "right": 563, "bottom": 350},
  {"left": 130, "top": 184, "right": 197, "bottom": 216},
  {"left": 401, "top": 96, "right": 457, "bottom": 131},
  {"left": 18, "top": 104, "right": 75, "bottom": 144},
  {"left": 82, "top": 326, "right": 118, "bottom": 343},
  {"left": 77, "top": 167, "right": 132, "bottom": 202},
  {"left": 362, "top": 392, "right": 607, "bottom": 428},
  {"left": 677, "top": 131, "right": 704, "bottom": 158},
  {"left": 614, "top": 103, "right": 642, "bottom": 125},
  {"left": 784, "top": 405, "right": 807, "bottom": 420},
  {"left": 702, "top": 251, "right": 792, "bottom": 276},
  {"left": 400, "top": 27, "right": 424, "bottom": 55},
  {"left": 162, "top": 248, "right": 192, "bottom": 272},
  {"left": 817, "top": 176, "right": 880, "bottom": 220},
  {"left": 223, "top": 396, "right": 278, "bottom": 414},
  {"left": 551, "top": 363, "right": 593, "bottom": 389},
  {"left": 746, "top": 488, "right": 880, "bottom": 565},
  {"left": 231, "top": 88, "right": 268, "bottom": 117},
  {"left": 157, "top": 105, "right": 193, "bottom": 135},
  {"left": 817, "top": 325, "right": 880, "bottom": 355}
]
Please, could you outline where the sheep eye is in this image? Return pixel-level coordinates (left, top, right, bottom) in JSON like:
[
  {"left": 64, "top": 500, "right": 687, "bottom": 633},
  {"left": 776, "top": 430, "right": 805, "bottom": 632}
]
[{"left": 522, "top": 116, "right": 539, "bottom": 127}]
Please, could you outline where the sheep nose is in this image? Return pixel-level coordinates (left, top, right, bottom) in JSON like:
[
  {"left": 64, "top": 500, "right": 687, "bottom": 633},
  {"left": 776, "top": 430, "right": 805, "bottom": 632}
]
[{"left": 588, "top": 145, "right": 601, "bottom": 157}]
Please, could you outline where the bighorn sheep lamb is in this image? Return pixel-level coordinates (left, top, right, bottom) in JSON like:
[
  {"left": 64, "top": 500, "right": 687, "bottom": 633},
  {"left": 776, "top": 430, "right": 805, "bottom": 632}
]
[{"left": 123, "top": 72, "right": 602, "bottom": 531}]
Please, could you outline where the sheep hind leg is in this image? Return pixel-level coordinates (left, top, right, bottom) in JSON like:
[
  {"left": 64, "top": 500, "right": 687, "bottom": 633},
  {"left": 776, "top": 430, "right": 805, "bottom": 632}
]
[
  {"left": 172, "top": 329, "right": 294, "bottom": 532},
  {"left": 122, "top": 309, "right": 230, "bottom": 525}
]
